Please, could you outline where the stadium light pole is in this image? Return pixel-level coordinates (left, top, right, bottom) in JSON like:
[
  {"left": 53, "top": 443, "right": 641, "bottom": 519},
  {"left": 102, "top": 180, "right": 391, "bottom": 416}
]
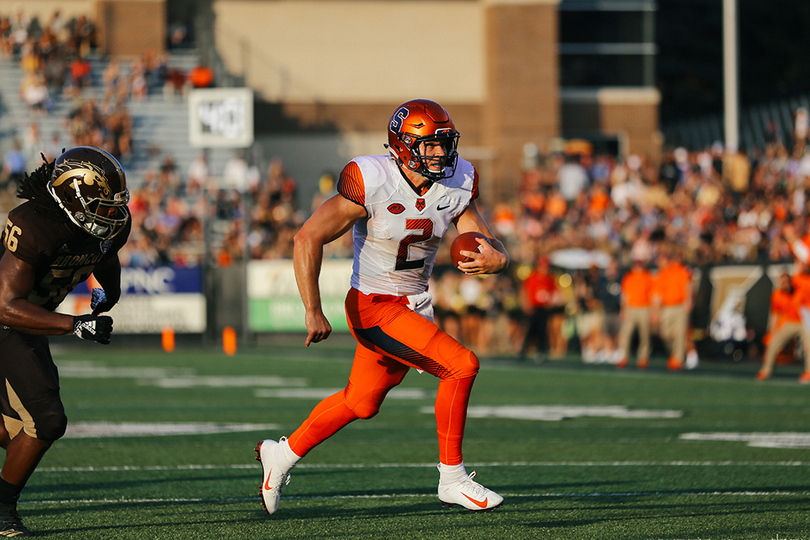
[{"left": 723, "top": 0, "right": 739, "bottom": 152}]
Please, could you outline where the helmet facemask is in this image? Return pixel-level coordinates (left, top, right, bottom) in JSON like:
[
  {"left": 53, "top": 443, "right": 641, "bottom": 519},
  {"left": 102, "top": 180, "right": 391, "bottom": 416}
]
[{"left": 397, "top": 131, "right": 460, "bottom": 182}]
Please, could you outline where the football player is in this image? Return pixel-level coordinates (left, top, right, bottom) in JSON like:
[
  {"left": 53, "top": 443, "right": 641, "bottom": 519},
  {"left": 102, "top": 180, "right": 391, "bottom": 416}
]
[
  {"left": 256, "top": 99, "right": 509, "bottom": 514},
  {"left": 0, "top": 146, "right": 130, "bottom": 536}
]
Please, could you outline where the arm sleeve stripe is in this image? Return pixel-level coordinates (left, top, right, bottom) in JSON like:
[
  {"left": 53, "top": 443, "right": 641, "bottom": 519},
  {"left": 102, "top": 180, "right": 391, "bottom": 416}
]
[
  {"left": 471, "top": 168, "right": 480, "bottom": 200},
  {"left": 337, "top": 161, "right": 366, "bottom": 206}
]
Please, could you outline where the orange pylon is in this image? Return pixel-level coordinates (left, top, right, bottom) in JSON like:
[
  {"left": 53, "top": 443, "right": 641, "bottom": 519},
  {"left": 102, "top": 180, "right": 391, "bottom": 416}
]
[
  {"left": 223, "top": 326, "right": 237, "bottom": 356},
  {"left": 162, "top": 326, "right": 175, "bottom": 352}
]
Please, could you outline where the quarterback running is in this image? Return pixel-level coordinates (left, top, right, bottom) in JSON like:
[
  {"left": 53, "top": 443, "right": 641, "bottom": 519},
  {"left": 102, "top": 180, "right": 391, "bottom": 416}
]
[
  {"left": 0, "top": 147, "right": 130, "bottom": 536},
  {"left": 256, "top": 99, "right": 509, "bottom": 514}
]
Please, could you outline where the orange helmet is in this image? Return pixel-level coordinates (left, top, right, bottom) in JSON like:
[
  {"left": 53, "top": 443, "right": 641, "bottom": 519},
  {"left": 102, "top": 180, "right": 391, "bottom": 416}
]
[{"left": 386, "top": 99, "right": 460, "bottom": 182}]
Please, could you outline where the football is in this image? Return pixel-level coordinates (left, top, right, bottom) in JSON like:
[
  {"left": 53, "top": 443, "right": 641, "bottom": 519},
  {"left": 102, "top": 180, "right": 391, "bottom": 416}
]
[{"left": 450, "top": 231, "right": 489, "bottom": 268}]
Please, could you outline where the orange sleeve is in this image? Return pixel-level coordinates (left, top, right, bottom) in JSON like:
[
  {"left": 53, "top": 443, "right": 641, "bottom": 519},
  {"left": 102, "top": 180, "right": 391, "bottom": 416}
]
[{"left": 337, "top": 161, "right": 366, "bottom": 206}]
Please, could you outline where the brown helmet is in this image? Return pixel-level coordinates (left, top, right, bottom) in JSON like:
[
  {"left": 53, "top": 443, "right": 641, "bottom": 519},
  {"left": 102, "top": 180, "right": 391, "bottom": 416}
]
[{"left": 47, "top": 146, "right": 130, "bottom": 239}]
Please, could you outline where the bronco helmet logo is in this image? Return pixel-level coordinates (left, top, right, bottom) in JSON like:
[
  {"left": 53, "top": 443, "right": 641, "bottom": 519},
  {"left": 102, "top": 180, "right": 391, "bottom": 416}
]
[{"left": 52, "top": 161, "right": 113, "bottom": 199}]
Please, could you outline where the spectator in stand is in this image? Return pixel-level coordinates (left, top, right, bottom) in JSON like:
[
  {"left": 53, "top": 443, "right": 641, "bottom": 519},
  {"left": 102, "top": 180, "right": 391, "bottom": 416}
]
[
  {"left": 69, "top": 53, "right": 92, "bottom": 89},
  {"left": 651, "top": 247, "right": 693, "bottom": 370},
  {"left": 723, "top": 144, "right": 751, "bottom": 204},
  {"left": 575, "top": 267, "right": 605, "bottom": 363},
  {"left": 19, "top": 72, "right": 52, "bottom": 114},
  {"left": 7, "top": 8, "right": 28, "bottom": 57},
  {"left": 71, "top": 15, "right": 96, "bottom": 57},
  {"left": 0, "top": 17, "right": 13, "bottom": 58},
  {"left": 557, "top": 152, "right": 589, "bottom": 203},
  {"left": 21, "top": 121, "right": 41, "bottom": 167},
  {"left": 595, "top": 258, "right": 623, "bottom": 363},
  {"left": 788, "top": 262, "right": 810, "bottom": 384},
  {"left": 223, "top": 151, "right": 249, "bottom": 192},
  {"left": 617, "top": 257, "right": 654, "bottom": 369},
  {"left": 43, "top": 130, "right": 64, "bottom": 162},
  {"left": 187, "top": 151, "right": 212, "bottom": 195},
  {"left": 163, "top": 67, "right": 186, "bottom": 100},
  {"left": 2, "top": 140, "right": 26, "bottom": 189},
  {"left": 758, "top": 271, "right": 808, "bottom": 381},
  {"left": 128, "top": 57, "right": 149, "bottom": 101},
  {"left": 458, "top": 274, "right": 496, "bottom": 356},
  {"left": 519, "top": 255, "right": 562, "bottom": 361}
]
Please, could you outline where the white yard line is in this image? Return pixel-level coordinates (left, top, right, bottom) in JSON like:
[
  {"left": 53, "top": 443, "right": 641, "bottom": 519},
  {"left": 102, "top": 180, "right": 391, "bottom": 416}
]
[
  {"left": 22, "top": 489, "right": 810, "bottom": 507},
  {"left": 36, "top": 460, "right": 810, "bottom": 473}
]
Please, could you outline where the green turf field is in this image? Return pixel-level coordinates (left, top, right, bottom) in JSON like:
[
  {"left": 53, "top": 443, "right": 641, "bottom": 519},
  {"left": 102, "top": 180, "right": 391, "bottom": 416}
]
[{"left": 17, "top": 336, "right": 810, "bottom": 539}]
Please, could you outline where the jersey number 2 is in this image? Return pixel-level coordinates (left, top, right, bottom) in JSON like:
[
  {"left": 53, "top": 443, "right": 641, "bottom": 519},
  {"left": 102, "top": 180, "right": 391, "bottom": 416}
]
[{"left": 396, "top": 219, "right": 433, "bottom": 271}]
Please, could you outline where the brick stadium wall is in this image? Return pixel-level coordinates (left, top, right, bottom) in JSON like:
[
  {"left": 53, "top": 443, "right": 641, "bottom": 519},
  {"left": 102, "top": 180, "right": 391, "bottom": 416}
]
[
  {"left": 484, "top": 0, "right": 560, "bottom": 201},
  {"left": 96, "top": 0, "right": 165, "bottom": 57},
  {"left": 0, "top": 0, "right": 95, "bottom": 20},
  {"left": 599, "top": 88, "right": 662, "bottom": 165}
]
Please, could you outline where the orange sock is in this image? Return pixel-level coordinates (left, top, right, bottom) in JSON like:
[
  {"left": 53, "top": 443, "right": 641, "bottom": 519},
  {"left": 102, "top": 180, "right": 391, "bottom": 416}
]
[
  {"left": 435, "top": 376, "right": 475, "bottom": 465},
  {"left": 287, "top": 391, "right": 358, "bottom": 457}
]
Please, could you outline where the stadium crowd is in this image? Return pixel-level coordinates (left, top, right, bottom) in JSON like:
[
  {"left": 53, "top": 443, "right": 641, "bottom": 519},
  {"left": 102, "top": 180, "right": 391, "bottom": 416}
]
[{"left": 2, "top": 8, "right": 810, "bottom": 363}]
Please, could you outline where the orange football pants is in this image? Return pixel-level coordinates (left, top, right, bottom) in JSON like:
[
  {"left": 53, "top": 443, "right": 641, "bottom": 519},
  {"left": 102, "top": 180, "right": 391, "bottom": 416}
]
[{"left": 288, "top": 288, "right": 480, "bottom": 465}]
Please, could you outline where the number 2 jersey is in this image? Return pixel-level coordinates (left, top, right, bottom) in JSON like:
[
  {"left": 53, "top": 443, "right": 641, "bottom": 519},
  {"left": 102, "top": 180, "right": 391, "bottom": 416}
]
[
  {"left": 1, "top": 201, "right": 131, "bottom": 311},
  {"left": 337, "top": 154, "right": 479, "bottom": 297}
]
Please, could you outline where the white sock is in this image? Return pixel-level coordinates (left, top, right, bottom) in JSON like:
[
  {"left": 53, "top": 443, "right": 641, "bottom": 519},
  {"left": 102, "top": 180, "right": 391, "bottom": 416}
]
[
  {"left": 275, "top": 437, "right": 302, "bottom": 472},
  {"left": 438, "top": 462, "right": 468, "bottom": 485}
]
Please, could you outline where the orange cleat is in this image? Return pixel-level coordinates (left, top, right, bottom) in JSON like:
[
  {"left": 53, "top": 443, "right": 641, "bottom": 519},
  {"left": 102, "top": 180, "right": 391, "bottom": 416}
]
[
  {"left": 755, "top": 369, "right": 770, "bottom": 381},
  {"left": 616, "top": 357, "right": 628, "bottom": 369},
  {"left": 636, "top": 357, "right": 649, "bottom": 369},
  {"left": 798, "top": 372, "right": 810, "bottom": 384}
]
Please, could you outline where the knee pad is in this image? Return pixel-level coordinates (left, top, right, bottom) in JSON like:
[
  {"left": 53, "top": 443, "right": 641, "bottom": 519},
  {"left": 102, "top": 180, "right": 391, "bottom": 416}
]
[
  {"left": 432, "top": 332, "right": 479, "bottom": 380},
  {"left": 343, "top": 384, "right": 387, "bottom": 420},
  {"left": 32, "top": 411, "right": 67, "bottom": 442},
  {"left": 461, "top": 349, "right": 480, "bottom": 379}
]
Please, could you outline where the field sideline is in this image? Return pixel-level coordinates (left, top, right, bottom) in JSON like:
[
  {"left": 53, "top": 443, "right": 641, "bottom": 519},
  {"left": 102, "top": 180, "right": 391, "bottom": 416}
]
[{"left": 15, "top": 336, "right": 810, "bottom": 539}]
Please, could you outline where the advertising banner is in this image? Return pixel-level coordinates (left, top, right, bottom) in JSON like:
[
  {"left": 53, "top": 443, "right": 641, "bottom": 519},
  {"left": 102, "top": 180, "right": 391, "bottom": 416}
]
[
  {"left": 247, "top": 259, "right": 353, "bottom": 332},
  {"left": 64, "top": 266, "right": 206, "bottom": 333}
]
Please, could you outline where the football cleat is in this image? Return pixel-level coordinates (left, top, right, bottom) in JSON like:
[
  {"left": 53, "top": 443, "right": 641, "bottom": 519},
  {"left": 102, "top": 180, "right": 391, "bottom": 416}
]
[
  {"left": 755, "top": 369, "right": 770, "bottom": 381},
  {"left": 438, "top": 470, "right": 503, "bottom": 512},
  {"left": 636, "top": 357, "right": 649, "bottom": 369},
  {"left": 798, "top": 372, "right": 810, "bottom": 384},
  {"left": 0, "top": 502, "right": 32, "bottom": 537},
  {"left": 255, "top": 438, "right": 292, "bottom": 515}
]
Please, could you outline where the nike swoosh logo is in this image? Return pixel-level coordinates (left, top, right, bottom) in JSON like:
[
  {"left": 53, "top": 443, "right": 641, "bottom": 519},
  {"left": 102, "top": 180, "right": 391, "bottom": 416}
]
[
  {"left": 264, "top": 470, "right": 274, "bottom": 491},
  {"left": 437, "top": 203, "right": 450, "bottom": 210},
  {"left": 462, "top": 493, "right": 488, "bottom": 508}
]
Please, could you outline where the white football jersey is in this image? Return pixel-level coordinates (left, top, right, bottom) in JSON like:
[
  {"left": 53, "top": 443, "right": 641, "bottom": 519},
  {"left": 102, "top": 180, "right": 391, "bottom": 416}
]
[{"left": 337, "top": 154, "right": 479, "bottom": 296}]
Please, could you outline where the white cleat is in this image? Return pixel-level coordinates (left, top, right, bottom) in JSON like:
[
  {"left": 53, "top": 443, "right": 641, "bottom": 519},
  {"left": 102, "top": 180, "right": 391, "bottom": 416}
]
[
  {"left": 255, "top": 437, "right": 292, "bottom": 515},
  {"left": 438, "top": 470, "right": 504, "bottom": 512}
]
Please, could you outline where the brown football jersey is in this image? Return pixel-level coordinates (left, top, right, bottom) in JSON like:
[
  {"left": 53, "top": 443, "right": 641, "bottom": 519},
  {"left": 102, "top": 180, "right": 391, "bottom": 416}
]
[{"left": 1, "top": 201, "right": 130, "bottom": 311}]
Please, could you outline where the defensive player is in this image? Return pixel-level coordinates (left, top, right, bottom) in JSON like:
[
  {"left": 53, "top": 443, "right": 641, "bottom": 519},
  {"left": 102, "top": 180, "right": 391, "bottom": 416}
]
[
  {"left": 256, "top": 99, "right": 509, "bottom": 514},
  {"left": 0, "top": 147, "right": 130, "bottom": 536}
]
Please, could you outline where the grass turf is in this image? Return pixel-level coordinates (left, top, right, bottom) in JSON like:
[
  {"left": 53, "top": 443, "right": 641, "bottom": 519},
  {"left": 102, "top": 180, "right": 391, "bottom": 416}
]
[{"left": 15, "top": 335, "right": 810, "bottom": 539}]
